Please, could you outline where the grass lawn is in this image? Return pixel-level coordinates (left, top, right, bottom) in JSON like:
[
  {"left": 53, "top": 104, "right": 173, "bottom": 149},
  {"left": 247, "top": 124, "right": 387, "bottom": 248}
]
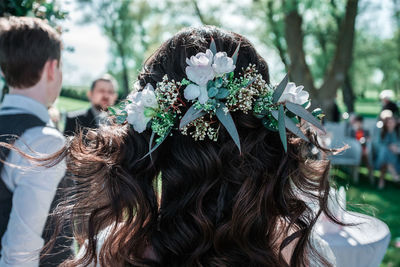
[{"left": 55, "top": 96, "right": 90, "bottom": 112}]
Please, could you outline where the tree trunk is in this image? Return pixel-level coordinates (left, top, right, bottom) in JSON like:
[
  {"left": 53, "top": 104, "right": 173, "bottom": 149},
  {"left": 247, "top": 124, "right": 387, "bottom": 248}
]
[
  {"left": 283, "top": 0, "right": 358, "bottom": 121},
  {"left": 342, "top": 73, "right": 355, "bottom": 113},
  {"left": 284, "top": 9, "right": 317, "bottom": 98},
  {"left": 318, "top": 0, "right": 358, "bottom": 103}
]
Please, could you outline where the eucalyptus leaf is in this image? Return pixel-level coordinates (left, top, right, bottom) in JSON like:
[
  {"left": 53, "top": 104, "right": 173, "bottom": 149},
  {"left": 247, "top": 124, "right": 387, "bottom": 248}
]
[
  {"left": 108, "top": 107, "right": 117, "bottom": 115},
  {"left": 116, "top": 115, "right": 126, "bottom": 124},
  {"left": 215, "top": 88, "right": 230, "bottom": 99},
  {"left": 215, "top": 77, "right": 223, "bottom": 88},
  {"left": 272, "top": 74, "right": 289, "bottom": 103},
  {"left": 141, "top": 128, "right": 171, "bottom": 160},
  {"left": 216, "top": 103, "right": 241, "bottom": 152},
  {"left": 232, "top": 42, "right": 241, "bottom": 65},
  {"left": 285, "top": 102, "right": 325, "bottom": 133},
  {"left": 207, "top": 80, "right": 214, "bottom": 89},
  {"left": 271, "top": 110, "right": 308, "bottom": 142},
  {"left": 278, "top": 105, "right": 287, "bottom": 152},
  {"left": 208, "top": 87, "right": 218, "bottom": 97},
  {"left": 210, "top": 37, "right": 217, "bottom": 55},
  {"left": 179, "top": 105, "right": 206, "bottom": 129}
]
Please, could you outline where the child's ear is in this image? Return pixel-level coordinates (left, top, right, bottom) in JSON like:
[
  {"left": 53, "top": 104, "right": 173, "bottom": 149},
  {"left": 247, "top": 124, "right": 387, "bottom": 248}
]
[{"left": 46, "top": 59, "right": 59, "bottom": 81}]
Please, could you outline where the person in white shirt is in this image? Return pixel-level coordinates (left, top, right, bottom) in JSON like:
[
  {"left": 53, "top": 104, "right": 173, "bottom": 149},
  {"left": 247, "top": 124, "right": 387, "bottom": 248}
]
[{"left": 0, "top": 16, "right": 65, "bottom": 266}]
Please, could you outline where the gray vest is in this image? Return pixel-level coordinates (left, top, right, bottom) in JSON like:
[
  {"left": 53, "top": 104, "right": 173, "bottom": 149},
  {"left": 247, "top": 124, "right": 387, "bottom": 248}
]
[{"left": 0, "top": 112, "right": 46, "bottom": 251}]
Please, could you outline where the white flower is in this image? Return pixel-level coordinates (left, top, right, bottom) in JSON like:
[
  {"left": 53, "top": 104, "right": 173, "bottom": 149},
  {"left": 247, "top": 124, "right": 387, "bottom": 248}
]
[
  {"left": 184, "top": 83, "right": 201, "bottom": 100},
  {"left": 141, "top": 84, "right": 158, "bottom": 108},
  {"left": 278, "top": 82, "right": 309, "bottom": 105},
  {"left": 185, "top": 49, "right": 215, "bottom": 86},
  {"left": 183, "top": 84, "right": 208, "bottom": 104},
  {"left": 126, "top": 103, "right": 150, "bottom": 133},
  {"left": 212, "top": 52, "right": 235, "bottom": 75},
  {"left": 127, "top": 91, "right": 141, "bottom": 103},
  {"left": 125, "top": 83, "right": 158, "bottom": 133}
]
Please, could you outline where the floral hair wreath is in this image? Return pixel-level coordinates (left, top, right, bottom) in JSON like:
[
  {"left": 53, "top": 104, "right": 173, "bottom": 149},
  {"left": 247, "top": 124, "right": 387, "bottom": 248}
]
[{"left": 108, "top": 39, "right": 325, "bottom": 157}]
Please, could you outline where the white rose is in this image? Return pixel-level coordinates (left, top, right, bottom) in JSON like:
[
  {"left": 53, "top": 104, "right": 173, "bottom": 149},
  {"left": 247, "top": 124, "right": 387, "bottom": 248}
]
[
  {"left": 185, "top": 49, "right": 215, "bottom": 86},
  {"left": 212, "top": 52, "right": 235, "bottom": 75},
  {"left": 141, "top": 84, "right": 158, "bottom": 108},
  {"left": 186, "top": 49, "right": 213, "bottom": 68},
  {"left": 127, "top": 91, "right": 141, "bottom": 103},
  {"left": 278, "top": 82, "right": 309, "bottom": 105},
  {"left": 126, "top": 103, "right": 150, "bottom": 133}
]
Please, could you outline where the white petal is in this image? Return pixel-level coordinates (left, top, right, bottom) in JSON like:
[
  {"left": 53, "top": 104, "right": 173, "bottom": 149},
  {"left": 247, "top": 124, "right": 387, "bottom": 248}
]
[
  {"left": 144, "top": 83, "right": 155, "bottom": 91},
  {"left": 184, "top": 84, "right": 201, "bottom": 100},
  {"left": 286, "top": 82, "right": 297, "bottom": 93},
  {"left": 198, "top": 86, "right": 209, "bottom": 104},
  {"left": 294, "top": 85, "right": 304, "bottom": 94},
  {"left": 296, "top": 90, "right": 309, "bottom": 105},
  {"left": 205, "top": 49, "right": 214, "bottom": 64}
]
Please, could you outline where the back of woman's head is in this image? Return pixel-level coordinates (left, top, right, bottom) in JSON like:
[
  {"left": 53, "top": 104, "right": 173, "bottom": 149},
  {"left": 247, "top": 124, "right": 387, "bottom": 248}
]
[{"left": 57, "top": 26, "right": 334, "bottom": 267}]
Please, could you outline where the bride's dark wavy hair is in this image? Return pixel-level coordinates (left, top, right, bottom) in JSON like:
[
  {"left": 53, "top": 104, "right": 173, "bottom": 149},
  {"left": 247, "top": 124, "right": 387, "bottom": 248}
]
[{"left": 47, "top": 26, "right": 339, "bottom": 267}]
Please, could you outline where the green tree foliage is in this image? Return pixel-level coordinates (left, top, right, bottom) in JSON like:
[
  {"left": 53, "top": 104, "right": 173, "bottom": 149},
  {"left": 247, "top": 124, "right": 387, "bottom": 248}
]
[
  {"left": 77, "top": 0, "right": 165, "bottom": 97},
  {"left": 0, "top": 0, "right": 67, "bottom": 23}
]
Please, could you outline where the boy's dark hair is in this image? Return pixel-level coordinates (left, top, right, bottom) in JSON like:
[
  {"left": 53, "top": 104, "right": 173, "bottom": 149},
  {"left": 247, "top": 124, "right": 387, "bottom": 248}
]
[
  {"left": 0, "top": 16, "right": 61, "bottom": 89},
  {"left": 354, "top": 114, "right": 364, "bottom": 122}
]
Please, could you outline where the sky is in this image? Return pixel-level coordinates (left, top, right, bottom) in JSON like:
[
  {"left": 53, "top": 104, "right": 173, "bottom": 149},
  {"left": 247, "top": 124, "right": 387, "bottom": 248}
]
[{"left": 60, "top": 0, "right": 397, "bottom": 87}]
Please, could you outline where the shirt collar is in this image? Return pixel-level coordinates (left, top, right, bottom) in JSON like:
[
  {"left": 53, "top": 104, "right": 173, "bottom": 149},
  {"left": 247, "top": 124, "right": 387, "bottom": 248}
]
[{"left": 0, "top": 94, "right": 50, "bottom": 123}]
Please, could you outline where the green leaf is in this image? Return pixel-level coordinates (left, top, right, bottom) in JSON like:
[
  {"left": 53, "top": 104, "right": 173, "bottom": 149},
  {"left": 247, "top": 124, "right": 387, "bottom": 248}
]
[
  {"left": 179, "top": 105, "right": 206, "bottom": 129},
  {"left": 285, "top": 102, "right": 325, "bottom": 133},
  {"left": 278, "top": 105, "right": 287, "bottom": 152},
  {"left": 215, "top": 77, "right": 223, "bottom": 88},
  {"left": 141, "top": 128, "right": 171, "bottom": 160},
  {"left": 302, "top": 100, "right": 310, "bottom": 108},
  {"left": 215, "top": 88, "right": 230, "bottom": 99},
  {"left": 116, "top": 115, "right": 127, "bottom": 124},
  {"left": 181, "top": 78, "right": 191, "bottom": 85},
  {"left": 312, "top": 108, "right": 323, "bottom": 117},
  {"left": 207, "top": 80, "right": 214, "bottom": 89},
  {"left": 108, "top": 107, "right": 117, "bottom": 115},
  {"left": 208, "top": 87, "right": 218, "bottom": 97},
  {"left": 210, "top": 37, "right": 217, "bottom": 55},
  {"left": 144, "top": 107, "right": 157, "bottom": 118},
  {"left": 232, "top": 42, "right": 241, "bottom": 65},
  {"left": 272, "top": 74, "right": 289, "bottom": 103},
  {"left": 272, "top": 111, "right": 308, "bottom": 142},
  {"left": 216, "top": 103, "right": 241, "bottom": 153}
]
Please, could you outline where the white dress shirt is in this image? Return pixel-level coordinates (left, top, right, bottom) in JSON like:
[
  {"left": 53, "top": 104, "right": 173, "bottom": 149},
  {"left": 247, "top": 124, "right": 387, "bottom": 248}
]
[{"left": 0, "top": 95, "right": 66, "bottom": 267}]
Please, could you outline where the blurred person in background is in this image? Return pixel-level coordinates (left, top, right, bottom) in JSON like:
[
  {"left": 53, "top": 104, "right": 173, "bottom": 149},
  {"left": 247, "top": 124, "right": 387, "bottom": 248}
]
[
  {"left": 349, "top": 115, "right": 374, "bottom": 183},
  {"left": 64, "top": 74, "right": 118, "bottom": 136},
  {"left": 380, "top": 90, "right": 399, "bottom": 117},
  {"left": 375, "top": 110, "right": 400, "bottom": 189}
]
